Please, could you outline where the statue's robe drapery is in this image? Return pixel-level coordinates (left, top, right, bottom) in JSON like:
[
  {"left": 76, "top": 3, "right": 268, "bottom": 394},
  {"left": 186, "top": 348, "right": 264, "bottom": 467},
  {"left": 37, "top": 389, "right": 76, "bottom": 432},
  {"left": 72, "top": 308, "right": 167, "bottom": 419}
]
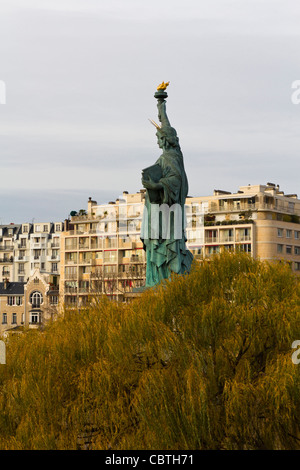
[{"left": 141, "top": 146, "right": 193, "bottom": 287}]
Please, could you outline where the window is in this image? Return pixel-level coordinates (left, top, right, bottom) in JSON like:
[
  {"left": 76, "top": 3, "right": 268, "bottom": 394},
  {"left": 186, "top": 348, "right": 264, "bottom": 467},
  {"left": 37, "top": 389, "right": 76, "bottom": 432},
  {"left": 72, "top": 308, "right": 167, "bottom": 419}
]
[
  {"left": 104, "top": 251, "right": 117, "bottom": 263},
  {"left": 52, "top": 263, "right": 58, "bottom": 273},
  {"left": 295, "top": 262, "right": 300, "bottom": 271},
  {"left": 7, "top": 296, "right": 22, "bottom": 306},
  {"left": 12, "top": 313, "right": 17, "bottom": 324},
  {"left": 23, "top": 225, "right": 28, "bottom": 233},
  {"left": 295, "top": 231, "right": 300, "bottom": 240},
  {"left": 286, "top": 229, "right": 292, "bottom": 238},
  {"left": 52, "top": 238, "right": 60, "bottom": 248},
  {"left": 30, "top": 291, "right": 43, "bottom": 308},
  {"left": 277, "top": 228, "right": 284, "bottom": 237},
  {"left": 2, "top": 313, "right": 7, "bottom": 324},
  {"left": 55, "top": 224, "right": 61, "bottom": 232},
  {"left": 43, "top": 225, "right": 48, "bottom": 232},
  {"left": 288, "top": 202, "right": 295, "bottom": 211},
  {"left": 50, "top": 295, "right": 59, "bottom": 305},
  {"left": 65, "top": 238, "right": 77, "bottom": 250},
  {"left": 35, "top": 225, "right": 41, "bottom": 232},
  {"left": 239, "top": 244, "right": 251, "bottom": 253},
  {"left": 295, "top": 246, "right": 300, "bottom": 255},
  {"left": 30, "top": 312, "right": 40, "bottom": 324},
  {"left": 277, "top": 244, "right": 284, "bottom": 254},
  {"left": 65, "top": 266, "right": 77, "bottom": 279},
  {"left": 286, "top": 245, "right": 292, "bottom": 255},
  {"left": 18, "top": 264, "right": 25, "bottom": 274}
]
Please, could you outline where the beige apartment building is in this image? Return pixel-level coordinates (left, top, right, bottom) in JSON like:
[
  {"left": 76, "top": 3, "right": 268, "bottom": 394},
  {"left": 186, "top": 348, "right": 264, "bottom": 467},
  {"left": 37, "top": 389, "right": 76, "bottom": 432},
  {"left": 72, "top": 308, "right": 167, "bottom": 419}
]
[
  {"left": 185, "top": 182, "right": 300, "bottom": 271},
  {"left": 59, "top": 182, "right": 300, "bottom": 307},
  {"left": 60, "top": 192, "right": 146, "bottom": 305}
]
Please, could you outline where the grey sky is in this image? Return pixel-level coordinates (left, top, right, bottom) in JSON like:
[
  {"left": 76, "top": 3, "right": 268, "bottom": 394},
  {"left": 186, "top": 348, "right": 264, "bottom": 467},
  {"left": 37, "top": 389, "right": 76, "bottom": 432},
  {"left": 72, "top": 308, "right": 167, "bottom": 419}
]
[{"left": 0, "top": 0, "right": 300, "bottom": 223}]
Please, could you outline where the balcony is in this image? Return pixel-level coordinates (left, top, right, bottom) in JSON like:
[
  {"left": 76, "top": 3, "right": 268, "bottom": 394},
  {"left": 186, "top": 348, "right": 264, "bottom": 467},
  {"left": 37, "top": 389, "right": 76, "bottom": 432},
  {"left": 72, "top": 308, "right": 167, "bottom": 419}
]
[
  {"left": 71, "top": 214, "right": 98, "bottom": 221},
  {"left": 47, "top": 255, "right": 60, "bottom": 262},
  {"left": 236, "top": 235, "right": 252, "bottom": 242},
  {"left": 18, "top": 244, "right": 27, "bottom": 249},
  {"left": 208, "top": 201, "right": 300, "bottom": 217},
  {"left": 64, "top": 287, "right": 78, "bottom": 294},
  {"left": 78, "top": 244, "right": 90, "bottom": 251},
  {"left": 78, "top": 287, "right": 89, "bottom": 294},
  {"left": 0, "top": 246, "right": 14, "bottom": 251},
  {"left": 16, "top": 256, "right": 29, "bottom": 262},
  {"left": 32, "top": 242, "right": 47, "bottom": 249},
  {"left": 78, "top": 259, "right": 93, "bottom": 265},
  {"left": 51, "top": 243, "right": 60, "bottom": 248},
  {"left": 219, "top": 236, "right": 234, "bottom": 243},
  {"left": 205, "top": 237, "right": 218, "bottom": 244},
  {"left": 0, "top": 257, "right": 13, "bottom": 264},
  {"left": 64, "top": 273, "right": 77, "bottom": 280}
]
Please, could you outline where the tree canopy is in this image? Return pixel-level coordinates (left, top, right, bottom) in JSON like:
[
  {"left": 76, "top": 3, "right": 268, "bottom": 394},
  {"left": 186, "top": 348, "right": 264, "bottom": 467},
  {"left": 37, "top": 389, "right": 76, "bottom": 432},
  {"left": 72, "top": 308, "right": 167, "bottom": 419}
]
[{"left": 0, "top": 252, "right": 299, "bottom": 450}]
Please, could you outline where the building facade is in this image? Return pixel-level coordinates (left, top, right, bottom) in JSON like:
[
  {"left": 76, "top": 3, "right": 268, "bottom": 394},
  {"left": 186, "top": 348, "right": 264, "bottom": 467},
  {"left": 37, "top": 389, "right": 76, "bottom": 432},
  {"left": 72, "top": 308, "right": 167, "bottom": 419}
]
[
  {"left": 0, "top": 221, "right": 63, "bottom": 284},
  {"left": 185, "top": 182, "right": 300, "bottom": 272},
  {"left": 2, "top": 182, "right": 299, "bottom": 315},
  {"left": 0, "top": 269, "right": 60, "bottom": 336},
  {"left": 59, "top": 183, "right": 300, "bottom": 307},
  {"left": 60, "top": 192, "right": 146, "bottom": 305}
]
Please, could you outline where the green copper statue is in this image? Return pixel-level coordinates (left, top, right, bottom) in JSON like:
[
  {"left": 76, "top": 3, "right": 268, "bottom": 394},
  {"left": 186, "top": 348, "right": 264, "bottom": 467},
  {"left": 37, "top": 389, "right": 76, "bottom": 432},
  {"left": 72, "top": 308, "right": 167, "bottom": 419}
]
[{"left": 141, "top": 82, "right": 193, "bottom": 287}]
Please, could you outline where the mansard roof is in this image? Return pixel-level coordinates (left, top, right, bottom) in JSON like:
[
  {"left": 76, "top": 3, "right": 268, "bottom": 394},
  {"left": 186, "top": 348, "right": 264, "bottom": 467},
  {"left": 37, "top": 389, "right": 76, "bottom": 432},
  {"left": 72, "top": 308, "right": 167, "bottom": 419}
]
[{"left": 0, "top": 282, "right": 25, "bottom": 296}]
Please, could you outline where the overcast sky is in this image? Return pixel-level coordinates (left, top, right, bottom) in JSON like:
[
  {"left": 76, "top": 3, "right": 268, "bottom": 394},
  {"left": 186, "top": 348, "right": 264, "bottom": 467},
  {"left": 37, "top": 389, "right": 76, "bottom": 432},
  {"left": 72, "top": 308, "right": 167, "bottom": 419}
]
[{"left": 0, "top": 0, "right": 300, "bottom": 223}]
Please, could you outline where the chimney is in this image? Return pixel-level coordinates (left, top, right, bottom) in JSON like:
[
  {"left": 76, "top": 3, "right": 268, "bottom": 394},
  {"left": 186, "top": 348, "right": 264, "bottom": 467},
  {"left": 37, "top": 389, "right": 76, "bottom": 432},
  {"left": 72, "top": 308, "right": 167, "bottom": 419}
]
[{"left": 87, "top": 197, "right": 97, "bottom": 217}]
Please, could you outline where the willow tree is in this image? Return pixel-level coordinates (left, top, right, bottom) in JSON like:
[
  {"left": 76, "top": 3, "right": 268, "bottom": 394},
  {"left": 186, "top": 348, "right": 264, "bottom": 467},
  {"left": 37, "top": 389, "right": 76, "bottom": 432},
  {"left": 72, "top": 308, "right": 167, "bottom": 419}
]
[{"left": 0, "top": 252, "right": 299, "bottom": 450}]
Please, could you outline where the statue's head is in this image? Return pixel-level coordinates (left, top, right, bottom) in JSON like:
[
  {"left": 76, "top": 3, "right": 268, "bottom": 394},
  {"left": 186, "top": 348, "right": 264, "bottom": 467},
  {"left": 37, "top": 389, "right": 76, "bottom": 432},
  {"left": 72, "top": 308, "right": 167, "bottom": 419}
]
[{"left": 156, "top": 126, "right": 179, "bottom": 150}]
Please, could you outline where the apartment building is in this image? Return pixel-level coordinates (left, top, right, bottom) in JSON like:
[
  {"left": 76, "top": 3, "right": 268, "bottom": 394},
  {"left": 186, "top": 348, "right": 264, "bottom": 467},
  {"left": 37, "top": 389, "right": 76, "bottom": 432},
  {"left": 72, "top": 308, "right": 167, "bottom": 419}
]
[
  {"left": 58, "top": 182, "right": 299, "bottom": 306},
  {"left": 60, "top": 192, "right": 146, "bottom": 305},
  {"left": 0, "top": 221, "right": 63, "bottom": 284},
  {"left": 185, "top": 182, "right": 300, "bottom": 272},
  {"left": 0, "top": 224, "right": 21, "bottom": 283}
]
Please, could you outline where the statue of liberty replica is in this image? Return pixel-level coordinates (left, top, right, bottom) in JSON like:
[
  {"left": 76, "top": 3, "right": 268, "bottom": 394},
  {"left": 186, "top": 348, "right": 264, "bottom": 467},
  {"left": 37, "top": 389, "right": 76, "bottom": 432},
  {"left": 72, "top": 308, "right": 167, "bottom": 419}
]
[{"left": 141, "top": 82, "right": 193, "bottom": 287}]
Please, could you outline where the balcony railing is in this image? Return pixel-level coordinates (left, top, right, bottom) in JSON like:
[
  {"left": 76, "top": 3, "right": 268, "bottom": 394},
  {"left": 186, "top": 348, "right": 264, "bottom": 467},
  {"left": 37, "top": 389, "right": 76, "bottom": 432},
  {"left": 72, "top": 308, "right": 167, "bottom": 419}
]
[
  {"left": 64, "top": 287, "right": 78, "bottom": 294},
  {"left": 236, "top": 235, "right": 252, "bottom": 242},
  {"left": 0, "top": 257, "right": 13, "bottom": 263},
  {"left": 32, "top": 243, "right": 47, "bottom": 249},
  {"left": 64, "top": 273, "right": 77, "bottom": 280},
  {"left": 205, "top": 237, "right": 218, "bottom": 244},
  {"left": 208, "top": 201, "right": 300, "bottom": 216},
  {"left": 220, "top": 236, "right": 234, "bottom": 243},
  {"left": 15, "top": 256, "right": 29, "bottom": 262}
]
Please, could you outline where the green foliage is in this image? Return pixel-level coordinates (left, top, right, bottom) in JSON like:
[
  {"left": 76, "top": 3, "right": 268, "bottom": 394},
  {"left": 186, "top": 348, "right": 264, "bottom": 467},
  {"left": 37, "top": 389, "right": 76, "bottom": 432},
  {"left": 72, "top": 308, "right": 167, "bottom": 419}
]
[{"left": 0, "top": 253, "right": 299, "bottom": 450}]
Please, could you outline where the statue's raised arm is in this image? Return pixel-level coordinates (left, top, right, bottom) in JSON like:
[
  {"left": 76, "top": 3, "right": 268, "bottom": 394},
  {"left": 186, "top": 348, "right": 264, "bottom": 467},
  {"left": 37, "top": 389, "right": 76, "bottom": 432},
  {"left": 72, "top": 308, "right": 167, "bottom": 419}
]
[{"left": 155, "top": 81, "right": 171, "bottom": 127}]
